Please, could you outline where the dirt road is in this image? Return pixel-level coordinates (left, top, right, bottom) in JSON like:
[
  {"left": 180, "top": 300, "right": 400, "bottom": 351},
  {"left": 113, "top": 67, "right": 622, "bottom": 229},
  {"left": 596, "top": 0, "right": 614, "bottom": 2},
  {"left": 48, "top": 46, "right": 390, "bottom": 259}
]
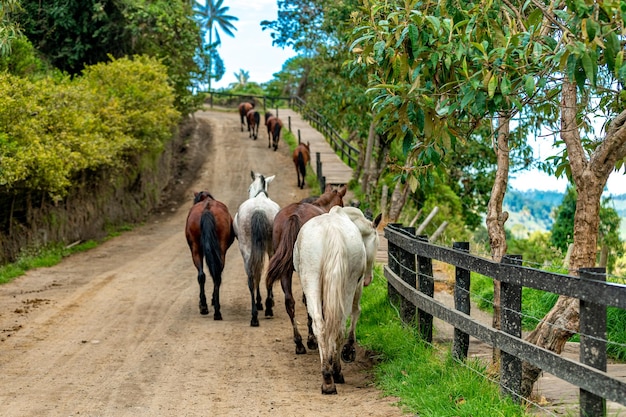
[{"left": 0, "top": 110, "right": 406, "bottom": 417}]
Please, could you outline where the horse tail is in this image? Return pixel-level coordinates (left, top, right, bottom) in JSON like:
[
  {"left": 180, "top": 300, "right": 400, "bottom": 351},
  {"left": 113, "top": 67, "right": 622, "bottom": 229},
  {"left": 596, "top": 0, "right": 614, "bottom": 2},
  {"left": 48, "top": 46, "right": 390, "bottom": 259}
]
[
  {"left": 201, "top": 209, "right": 223, "bottom": 280},
  {"left": 266, "top": 214, "right": 301, "bottom": 289},
  {"left": 273, "top": 122, "right": 281, "bottom": 143},
  {"left": 250, "top": 210, "right": 272, "bottom": 280},
  {"left": 254, "top": 111, "right": 260, "bottom": 127},
  {"left": 320, "top": 229, "right": 350, "bottom": 349},
  {"left": 297, "top": 151, "right": 306, "bottom": 178}
]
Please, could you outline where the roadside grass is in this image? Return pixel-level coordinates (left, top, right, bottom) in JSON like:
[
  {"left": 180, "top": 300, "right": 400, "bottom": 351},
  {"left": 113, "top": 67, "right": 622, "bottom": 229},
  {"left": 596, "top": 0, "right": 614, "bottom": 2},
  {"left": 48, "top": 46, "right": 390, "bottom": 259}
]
[
  {"left": 357, "top": 266, "right": 531, "bottom": 416},
  {"left": 0, "top": 224, "right": 135, "bottom": 285}
]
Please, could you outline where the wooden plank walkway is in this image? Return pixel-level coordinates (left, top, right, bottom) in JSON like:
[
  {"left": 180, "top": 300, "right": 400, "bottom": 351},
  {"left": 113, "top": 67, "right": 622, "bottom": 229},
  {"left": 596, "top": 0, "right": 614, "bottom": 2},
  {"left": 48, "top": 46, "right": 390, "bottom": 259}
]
[{"left": 278, "top": 108, "right": 354, "bottom": 187}]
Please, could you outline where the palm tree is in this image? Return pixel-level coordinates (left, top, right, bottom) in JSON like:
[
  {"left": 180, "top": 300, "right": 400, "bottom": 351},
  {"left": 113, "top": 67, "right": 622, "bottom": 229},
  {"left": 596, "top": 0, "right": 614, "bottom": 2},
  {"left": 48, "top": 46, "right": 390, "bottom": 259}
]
[
  {"left": 193, "top": 0, "right": 238, "bottom": 91},
  {"left": 0, "top": 0, "right": 21, "bottom": 56},
  {"left": 233, "top": 69, "right": 249, "bottom": 88}
]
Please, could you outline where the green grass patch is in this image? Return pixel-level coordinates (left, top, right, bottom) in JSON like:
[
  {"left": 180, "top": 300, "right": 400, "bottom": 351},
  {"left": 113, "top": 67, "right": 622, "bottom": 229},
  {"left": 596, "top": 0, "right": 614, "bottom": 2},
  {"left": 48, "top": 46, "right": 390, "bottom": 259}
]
[
  {"left": 0, "top": 240, "right": 98, "bottom": 284},
  {"left": 357, "top": 267, "right": 531, "bottom": 416}
]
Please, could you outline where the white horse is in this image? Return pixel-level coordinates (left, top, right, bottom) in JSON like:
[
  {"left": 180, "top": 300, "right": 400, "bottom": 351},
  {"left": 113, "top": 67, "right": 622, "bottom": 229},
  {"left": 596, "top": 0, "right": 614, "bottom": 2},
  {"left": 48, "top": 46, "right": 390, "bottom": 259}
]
[
  {"left": 293, "top": 206, "right": 381, "bottom": 394},
  {"left": 233, "top": 171, "right": 281, "bottom": 326}
]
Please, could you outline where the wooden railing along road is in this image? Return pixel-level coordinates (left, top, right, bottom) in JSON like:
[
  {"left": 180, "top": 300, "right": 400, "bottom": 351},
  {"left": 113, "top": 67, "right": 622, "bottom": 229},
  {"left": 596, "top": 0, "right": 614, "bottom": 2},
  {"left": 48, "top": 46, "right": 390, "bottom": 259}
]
[{"left": 385, "top": 223, "right": 626, "bottom": 416}]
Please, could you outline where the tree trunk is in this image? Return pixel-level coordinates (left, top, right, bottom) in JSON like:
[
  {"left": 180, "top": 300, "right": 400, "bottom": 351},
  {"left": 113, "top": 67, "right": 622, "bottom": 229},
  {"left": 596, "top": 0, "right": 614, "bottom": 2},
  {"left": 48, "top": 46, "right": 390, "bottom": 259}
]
[
  {"left": 485, "top": 115, "right": 510, "bottom": 368},
  {"left": 388, "top": 174, "right": 410, "bottom": 223},
  {"left": 520, "top": 79, "right": 626, "bottom": 397},
  {"left": 361, "top": 120, "right": 376, "bottom": 196}
]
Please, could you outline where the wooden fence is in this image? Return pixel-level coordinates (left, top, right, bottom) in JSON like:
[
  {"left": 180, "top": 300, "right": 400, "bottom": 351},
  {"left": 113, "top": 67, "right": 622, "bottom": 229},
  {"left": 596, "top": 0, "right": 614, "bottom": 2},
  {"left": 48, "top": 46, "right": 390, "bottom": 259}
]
[
  {"left": 291, "top": 97, "right": 360, "bottom": 168},
  {"left": 384, "top": 223, "right": 626, "bottom": 416}
]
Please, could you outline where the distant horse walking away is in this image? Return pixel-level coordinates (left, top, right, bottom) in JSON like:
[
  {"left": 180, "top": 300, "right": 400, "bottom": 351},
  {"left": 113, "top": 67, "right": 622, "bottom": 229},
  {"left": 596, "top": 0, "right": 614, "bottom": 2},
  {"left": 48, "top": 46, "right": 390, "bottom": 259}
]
[
  {"left": 233, "top": 171, "right": 280, "bottom": 326},
  {"left": 294, "top": 206, "right": 381, "bottom": 394},
  {"left": 185, "top": 191, "right": 235, "bottom": 319},
  {"left": 238, "top": 102, "right": 254, "bottom": 132},
  {"left": 265, "top": 185, "right": 346, "bottom": 354},
  {"left": 293, "top": 141, "right": 310, "bottom": 189},
  {"left": 264, "top": 112, "right": 283, "bottom": 151},
  {"left": 247, "top": 109, "right": 261, "bottom": 140}
]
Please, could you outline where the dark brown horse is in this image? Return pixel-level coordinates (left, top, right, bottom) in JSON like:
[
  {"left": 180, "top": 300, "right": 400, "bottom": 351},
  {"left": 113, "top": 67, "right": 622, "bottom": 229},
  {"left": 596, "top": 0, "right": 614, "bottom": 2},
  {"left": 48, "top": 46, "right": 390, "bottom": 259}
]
[
  {"left": 264, "top": 112, "right": 283, "bottom": 151},
  {"left": 247, "top": 109, "right": 260, "bottom": 140},
  {"left": 293, "top": 141, "right": 310, "bottom": 189},
  {"left": 185, "top": 191, "right": 235, "bottom": 319},
  {"left": 238, "top": 102, "right": 254, "bottom": 132},
  {"left": 265, "top": 184, "right": 347, "bottom": 354}
]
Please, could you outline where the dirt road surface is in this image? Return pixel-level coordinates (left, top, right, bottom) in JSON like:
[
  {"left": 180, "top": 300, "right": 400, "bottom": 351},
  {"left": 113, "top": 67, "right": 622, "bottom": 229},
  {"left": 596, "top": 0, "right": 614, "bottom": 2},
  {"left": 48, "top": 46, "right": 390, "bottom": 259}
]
[{"left": 0, "top": 110, "right": 406, "bottom": 417}]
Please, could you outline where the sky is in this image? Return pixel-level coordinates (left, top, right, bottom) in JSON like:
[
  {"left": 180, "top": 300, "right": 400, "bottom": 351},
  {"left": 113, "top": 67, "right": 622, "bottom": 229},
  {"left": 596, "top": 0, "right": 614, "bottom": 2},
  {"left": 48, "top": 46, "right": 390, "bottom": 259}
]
[
  {"left": 212, "top": 1, "right": 626, "bottom": 196},
  {"left": 210, "top": 1, "right": 296, "bottom": 89}
]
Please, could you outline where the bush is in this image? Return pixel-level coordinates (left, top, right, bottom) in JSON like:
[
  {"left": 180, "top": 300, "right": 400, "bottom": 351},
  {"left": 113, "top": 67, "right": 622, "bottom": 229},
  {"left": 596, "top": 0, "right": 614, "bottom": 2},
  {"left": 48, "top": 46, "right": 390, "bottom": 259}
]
[{"left": 0, "top": 55, "right": 179, "bottom": 200}]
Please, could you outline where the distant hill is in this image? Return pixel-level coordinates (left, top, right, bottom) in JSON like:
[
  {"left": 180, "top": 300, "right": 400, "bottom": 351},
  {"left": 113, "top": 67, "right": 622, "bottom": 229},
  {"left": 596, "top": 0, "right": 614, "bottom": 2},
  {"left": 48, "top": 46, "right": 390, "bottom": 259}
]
[{"left": 504, "top": 189, "right": 626, "bottom": 239}]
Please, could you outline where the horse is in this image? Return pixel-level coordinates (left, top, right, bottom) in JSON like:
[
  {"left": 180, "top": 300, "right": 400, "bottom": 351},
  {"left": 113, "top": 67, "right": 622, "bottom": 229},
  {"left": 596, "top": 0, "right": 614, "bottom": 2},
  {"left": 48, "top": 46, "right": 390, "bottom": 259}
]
[
  {"left": 293, "top": 206, "right": 382, "bottom": 394},
  {"left": 265, "top": 184, "right": 347, "bottom": 354},
  {"left": 238, "top": 102, "right": 254, "bottom": 132},
  {"left": 247, "top": 109, "right": 261, "bottom": 140},
  {"left": 293, "top": 141, "right": 310, "bottom": 189},
  {"left": 264, "top": 112, "right": 283, "bottom": 151},
  {"left": 233, "top": 171, "right": 280, "bottom": 326},
  {"left": 184, "top": 191, "right": 235, "bottom": 319}
]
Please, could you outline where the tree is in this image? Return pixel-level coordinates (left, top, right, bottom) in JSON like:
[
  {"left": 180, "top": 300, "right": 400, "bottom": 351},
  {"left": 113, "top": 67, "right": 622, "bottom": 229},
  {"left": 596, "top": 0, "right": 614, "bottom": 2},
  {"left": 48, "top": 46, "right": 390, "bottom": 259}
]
[
  {"left": 232, "top": 69, "right": 249, "bottom": 88},
  {"left": 193, "top": 0, "right": 237, "bottom": 91},
  {"left": 350, "top": 0, "right": 626, "bottom": 396}
]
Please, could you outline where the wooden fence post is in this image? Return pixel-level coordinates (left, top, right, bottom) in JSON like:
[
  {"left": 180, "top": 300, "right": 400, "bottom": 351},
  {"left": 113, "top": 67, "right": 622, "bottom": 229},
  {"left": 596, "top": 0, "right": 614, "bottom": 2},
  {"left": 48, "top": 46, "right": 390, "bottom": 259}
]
[
  {"left": 452, "top": 242, "right": 470, "bottom": 361},
  {"left": 579, "top": 267, "right": 607, "bottom": 417},
  {"left": 500, "top": 255, "right": 523, "bottom": 402},
  {"left": 315, "top": 152, "right": 322, "bottom": 190},
  {"left": 386, "top": 224, "right": 403, "bottom": 311},
  {"left": 417, "top": 235, "right": 434, "bottom": 343},
  {"left": 288, "top": 116, "right": 292, "bottom": 133},
  {"left": 398, "top": 226, "right": 417, "bottom": 323}
]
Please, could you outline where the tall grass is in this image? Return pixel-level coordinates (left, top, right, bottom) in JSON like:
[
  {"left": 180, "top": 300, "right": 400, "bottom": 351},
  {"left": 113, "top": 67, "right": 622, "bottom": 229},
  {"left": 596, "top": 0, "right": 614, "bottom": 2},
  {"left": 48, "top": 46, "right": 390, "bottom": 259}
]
[{"left": 357, "top": 267, "right": 531, "bottom": 416}]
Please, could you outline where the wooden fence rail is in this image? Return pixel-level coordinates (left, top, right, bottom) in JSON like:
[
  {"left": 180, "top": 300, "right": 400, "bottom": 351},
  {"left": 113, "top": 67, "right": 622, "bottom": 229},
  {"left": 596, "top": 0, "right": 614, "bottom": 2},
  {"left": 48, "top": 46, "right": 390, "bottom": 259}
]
[{"left": 384, "top": 223, "right": 626, "bottom": 416}]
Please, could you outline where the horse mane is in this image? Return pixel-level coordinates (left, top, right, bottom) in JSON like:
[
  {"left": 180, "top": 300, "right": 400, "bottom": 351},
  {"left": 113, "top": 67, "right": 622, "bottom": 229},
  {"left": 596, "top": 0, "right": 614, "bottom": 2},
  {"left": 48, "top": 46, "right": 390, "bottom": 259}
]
[{"left": 193, "top": 191, "right": 214, "bottom": 204}]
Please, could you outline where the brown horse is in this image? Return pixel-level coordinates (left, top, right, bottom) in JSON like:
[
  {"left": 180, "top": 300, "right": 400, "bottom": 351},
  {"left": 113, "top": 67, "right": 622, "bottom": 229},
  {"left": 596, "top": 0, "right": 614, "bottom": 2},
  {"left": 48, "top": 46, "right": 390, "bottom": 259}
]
[
  {"left": 293, "top": 141, "right": 310, "bottom": 189},
  {"left": 238, "top": 102, "right": 254, "bottom": 132},
  {"left": 264, "top": 112, "right": 283, "bottom": 151},
  {"left": 265, "top": 184, "right": 347, "bottom": 354},
  {"left": 185, "top": 191, "right": 235, "bottom": 319},
  {"left": 247, "top": 109, "right": 260, "bottom": 140}
]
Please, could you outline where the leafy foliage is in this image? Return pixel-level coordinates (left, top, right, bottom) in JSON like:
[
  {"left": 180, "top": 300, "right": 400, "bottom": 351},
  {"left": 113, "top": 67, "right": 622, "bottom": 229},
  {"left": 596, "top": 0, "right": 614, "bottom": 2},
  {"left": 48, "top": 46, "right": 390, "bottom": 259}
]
[{"left": 0, "top": 56, "right": 179, "bottom": 200}]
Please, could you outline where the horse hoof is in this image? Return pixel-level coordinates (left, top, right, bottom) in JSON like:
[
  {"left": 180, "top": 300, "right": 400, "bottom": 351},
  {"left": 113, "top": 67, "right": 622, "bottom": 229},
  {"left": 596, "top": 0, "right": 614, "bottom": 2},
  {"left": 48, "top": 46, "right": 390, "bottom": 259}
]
[
  {"left": 307, "top": 339, "right": 318, "bottom": 351},
  {"left": 265, "top": 309, "right": 273, "bottom": 317},
  {"left": 321, "top": 384, "right": 337, "bottom": 395},
  {"left": 200, "top": 307, "right": 209, "bottom": 315},
  {"left": 214, "top": 312, "right": 222, "bottom": 320},
  {"left": 251, "top": 318, "right": 260, "bottom": 327},
  {"left": 295, "top": 344, "right": 307, "bottom": 355},
  {"left": 334, "top": 373, "right": 345, "bottom": 384},
  {"left": 341, "top": 345, "right": 356, "bottom": 363}
]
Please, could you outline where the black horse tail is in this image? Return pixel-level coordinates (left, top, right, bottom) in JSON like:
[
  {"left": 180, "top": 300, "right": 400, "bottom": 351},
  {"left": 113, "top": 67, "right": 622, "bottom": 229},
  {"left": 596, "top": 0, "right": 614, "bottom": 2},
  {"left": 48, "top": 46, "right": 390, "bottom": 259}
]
[
  {"left": 273, "top": 123, "right": 282, "bottom": 149},
  {"left": 297, "top": 151, "right": 306, "bottom": 179},
  {"left": 266, "top": 214, "right": 301, "bottom": 290},
  {"left": 254, "top": 111, "right": 261, "bottom": 127},
  {"left": 250, "top": 210, "right": 272, "bottom": 281},
  {"left": 201, "top": 210, "right": 223, "bottom": 281}
]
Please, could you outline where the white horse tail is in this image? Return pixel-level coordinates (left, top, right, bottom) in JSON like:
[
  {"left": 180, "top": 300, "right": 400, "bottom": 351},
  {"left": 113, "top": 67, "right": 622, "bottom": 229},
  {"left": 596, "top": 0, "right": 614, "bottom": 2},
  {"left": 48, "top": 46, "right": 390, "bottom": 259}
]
[
  {"left": 320, "top": 227, "right": 350, "bottom": 352},
  {"left": 249, "top": 210, "right": 272, "bottom": 278}
]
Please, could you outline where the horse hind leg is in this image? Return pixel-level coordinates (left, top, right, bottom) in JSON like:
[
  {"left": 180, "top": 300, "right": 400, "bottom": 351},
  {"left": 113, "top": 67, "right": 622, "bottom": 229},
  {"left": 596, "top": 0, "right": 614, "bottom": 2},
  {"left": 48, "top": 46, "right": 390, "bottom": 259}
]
[
  {"left": 282, "top": 275, "right": 307, "bottom": 354},
  {"left": 211, "top": 272, "right": 223, "bottom": 320},
  {"left": 197, "top": 270, "right": 209, "bottom": 315},
  {"left": 303, "top": 294, "right": 318, "bottom": 350}
]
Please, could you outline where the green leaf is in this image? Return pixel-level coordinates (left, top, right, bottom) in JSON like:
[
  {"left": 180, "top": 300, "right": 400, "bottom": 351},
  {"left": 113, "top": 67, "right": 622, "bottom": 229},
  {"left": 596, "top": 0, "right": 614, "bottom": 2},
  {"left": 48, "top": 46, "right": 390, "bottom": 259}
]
[
  {"left": 500, "top": 75, "right": 511, "bottom": 95},
  {"left": 487, "top": 74, "right": 497, "bottom": 98},
  {"left": 524, "top": 76, "right": 535, "bottom": 97},
  {"left": 581, "top": 52, "right": 596, "bottom": 86}
]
